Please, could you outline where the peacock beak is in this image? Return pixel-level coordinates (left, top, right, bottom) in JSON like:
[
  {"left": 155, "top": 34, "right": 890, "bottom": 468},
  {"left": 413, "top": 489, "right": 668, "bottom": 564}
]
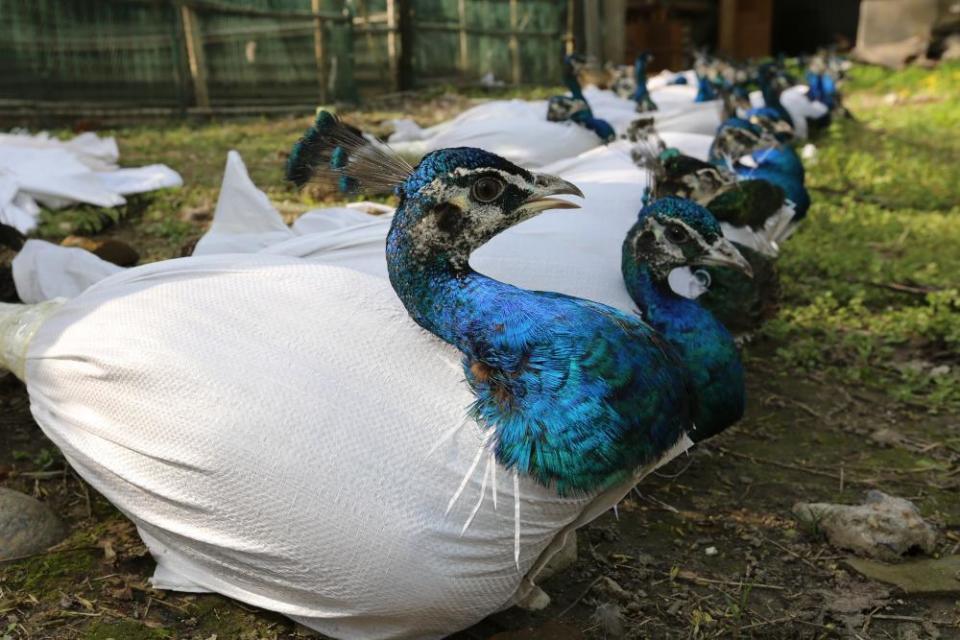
[
  {"left": 521, "top": 174, "right": 585, "bottom": 213},
  {"left": 698, "top": 238, "right": 753, "bottom": 278}
]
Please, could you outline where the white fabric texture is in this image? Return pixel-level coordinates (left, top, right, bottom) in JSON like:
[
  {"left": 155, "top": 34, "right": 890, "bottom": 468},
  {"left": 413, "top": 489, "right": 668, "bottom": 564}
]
[
  {"left": 22, "top": 255, "right": 692, "bottom": 639},
  {"left": 12, "top": 145, "right": 717, "bottom": 306},
  {"left": 13, "top": 240, "right": 124, "bottom": 304},
  {"left": 747, "top": 85, "right": 830, "bottom": 140},
  {"left": 387, "top": 99, "right": 602, "bottom": 169},
  {"left": 385, "top": 91, "right": 721, "bottom": 168},
  {"left": 0, "top": 131, "right": 182, "bottom": 233}
]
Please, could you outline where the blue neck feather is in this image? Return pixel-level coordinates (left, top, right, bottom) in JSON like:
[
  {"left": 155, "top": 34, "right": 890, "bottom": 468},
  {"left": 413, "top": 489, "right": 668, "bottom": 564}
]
[
  {"left": 695, "top": 75, "right": 717, "bottom": 102},
  {"left": 385, "top": 157, "right": 692, "bottom": 494},
  {"left": 757, "top": 74, "right": 792, "bottom": 125},
  {"left": 631, "top": 56, "right": 650, "bottom": 100},
  {"left": 563, "top": 57, "right": 585, "bottom": 101},
  {"left": 736, "top": 147, "right": 809, "bottom": 218},
  {"left": 621, "top": 243, "right": 745, "bottom": 442}
]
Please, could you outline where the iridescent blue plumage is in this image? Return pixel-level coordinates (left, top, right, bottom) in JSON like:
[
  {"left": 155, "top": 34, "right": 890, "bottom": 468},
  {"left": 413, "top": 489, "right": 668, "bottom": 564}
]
[
  {"left": 551, "top": 54, "right": 616, "bottom": 143},
  {"left": 735, "top": 146, "right": 810, "bottom": 220},
  {"left": 562, "top": 54, "right": 586, "bottom": 101},
  {"left": 708, "top": 117, "right": 773, "bottom": 164},
  {"left": 621, "top": 197, "right": 746, "bottom": 442},
  {"left": 695, "top": 73, "right": 718, "bottom": 102},
  {"left": 748, "top": 63, "right": 793, "bottom": 126},
  {"left": 386, "top": 147, "right": 693, "bottom": 495},
  {"left": 630, "top": 52, "right": 658, "bottom": 112}
]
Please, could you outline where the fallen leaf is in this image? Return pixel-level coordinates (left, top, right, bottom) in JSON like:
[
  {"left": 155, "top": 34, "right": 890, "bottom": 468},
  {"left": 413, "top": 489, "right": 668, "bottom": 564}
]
[{"left": 845, "top": 555, "right": 960, "bottom": 594}]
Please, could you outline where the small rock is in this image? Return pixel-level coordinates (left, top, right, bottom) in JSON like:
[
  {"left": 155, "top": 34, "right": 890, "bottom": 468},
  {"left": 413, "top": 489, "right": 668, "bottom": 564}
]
[
  {"left": 704, "top": 546, "right": 718, "bottom": 556},
  {"left": 793, "top": 491, "right": 937, "bottom": 560},
  {"left": 870, "top": 428, "right": 908, "bottom": 448},
  {"left": 0, "top": 488, "right": 66, "bottom": 560}
]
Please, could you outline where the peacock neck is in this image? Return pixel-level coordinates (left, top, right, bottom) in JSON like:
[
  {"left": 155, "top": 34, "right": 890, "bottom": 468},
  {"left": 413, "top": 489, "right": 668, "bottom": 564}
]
[
  {"left": 386, "top": 201, "right": 501, "bottom": 353},
  {"left": 695, "top": 75, "right": 715, "bottom": 102},
  {"left": 563, "top": 65, "right": 585, "bottom": 101},
  {"left": 633, "top": 58, "right": 649, "bottom": 99},
  {"left": 621, "top": 253, "right": 700, "bottom": 336},
  {"left": 622, "top": 243, "right": 745, "bottom": 441}
]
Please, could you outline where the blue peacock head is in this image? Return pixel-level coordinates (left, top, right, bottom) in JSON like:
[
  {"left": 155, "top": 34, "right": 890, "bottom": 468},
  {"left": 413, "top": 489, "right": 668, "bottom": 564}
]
[
  {"left": 286, "top": 111, "right": 583, "bottom": 271},
  {"left": 393, "top": 147, "right": 583, "bottom": 269},
  {"left": 709, "top": 116, "right": 779, "bottom": 163},
  {"left": 625, "top": 197, "right": 752, "bottom": 280}
]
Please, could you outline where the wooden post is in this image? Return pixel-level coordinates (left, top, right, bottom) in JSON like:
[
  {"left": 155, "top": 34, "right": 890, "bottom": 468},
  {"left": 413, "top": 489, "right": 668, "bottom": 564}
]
[
  {"left": 509, "top": 0, "right": 520, "bottom": 84},
  {"left": 387, "top": 0, "right": 399, "bottom": 90},
  {"left": 602, "top": 0, "right": 626, "bottom": 64},
  {"left": 311, "top": 0, "right": 328, "bottom": 104},
  {"left": 397, "top": 0, "right": 414, "bottom": 90},
  {"left": 179, "top": 3, "right": 210, "bottom": 109},
  {"left": 457, "top": 0, "right": 468, "bottom": 74},
  {"left": 564, "top": 0, "right": 575, "bottom": 55},
  {"left": 582, "top": 0, "right": 602, "bottom": 63},
  {"left": 718, "top": 0, "right": 738, "bottom": 56}
]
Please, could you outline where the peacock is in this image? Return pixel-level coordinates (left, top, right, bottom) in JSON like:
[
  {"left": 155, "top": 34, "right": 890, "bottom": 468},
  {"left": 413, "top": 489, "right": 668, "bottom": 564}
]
[
  {"left": 804, "top": 50, "right": 852, "bottom": 133},
  {"left": 0, "top": 112, "right": 738, "bottom": 638},
  {"left": 621, "top": 196, "right": 749, "bottom": 440},
  {"left": 546, "top": 54, "right": 616, "bottom": 142},
  {"left": 630, "top": 52, "right": 658, "bottom": 113},
  {"left": 632, "top": 125, "right": 791, "bottom": 332}
]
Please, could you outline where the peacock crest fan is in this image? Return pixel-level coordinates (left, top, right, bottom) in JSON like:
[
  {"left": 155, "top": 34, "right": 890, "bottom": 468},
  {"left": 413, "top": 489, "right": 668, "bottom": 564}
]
[{"left": 286, "top": 111, "right": 414, "bottom": 195}]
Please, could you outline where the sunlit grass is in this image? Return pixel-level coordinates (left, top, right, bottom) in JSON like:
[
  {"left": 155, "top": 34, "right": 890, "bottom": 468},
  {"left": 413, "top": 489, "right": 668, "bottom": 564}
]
[{"left": 760, "top": 62, "right": 960, "bottom": 411}]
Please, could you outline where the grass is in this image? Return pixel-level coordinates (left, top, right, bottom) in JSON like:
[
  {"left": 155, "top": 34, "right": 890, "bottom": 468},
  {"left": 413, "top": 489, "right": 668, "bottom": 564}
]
[{"left": 756, "top": 61, "right": 960, "bottom": 413}]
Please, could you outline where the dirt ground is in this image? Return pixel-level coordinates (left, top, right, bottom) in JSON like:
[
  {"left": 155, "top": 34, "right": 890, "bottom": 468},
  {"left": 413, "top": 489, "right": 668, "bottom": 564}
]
[{"left": 1, "top": 63, "right": 959, "bottom": 639}]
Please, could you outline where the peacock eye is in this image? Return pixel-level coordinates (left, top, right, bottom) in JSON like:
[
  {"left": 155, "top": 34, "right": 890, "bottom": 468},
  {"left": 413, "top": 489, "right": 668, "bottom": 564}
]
[
  {"left": 471, "top": 176, "right": 505, "bottom": 203},
  {"left": 665, "top": 223, "right": 690, "bottom": 244}
]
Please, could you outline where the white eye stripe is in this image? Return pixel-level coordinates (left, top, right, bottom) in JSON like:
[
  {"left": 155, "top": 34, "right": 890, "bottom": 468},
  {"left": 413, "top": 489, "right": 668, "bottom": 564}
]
[{"left": 420, "top": 167, "right": 531, "bottom": 200}]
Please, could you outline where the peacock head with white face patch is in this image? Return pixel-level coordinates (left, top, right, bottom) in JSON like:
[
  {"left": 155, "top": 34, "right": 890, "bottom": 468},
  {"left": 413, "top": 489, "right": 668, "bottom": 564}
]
[
  {"left": 393, "top": 147, "right": 583, "bottom": 269},
  {"left": 626, "top": 197, "right": 752, "bottom": 280}
]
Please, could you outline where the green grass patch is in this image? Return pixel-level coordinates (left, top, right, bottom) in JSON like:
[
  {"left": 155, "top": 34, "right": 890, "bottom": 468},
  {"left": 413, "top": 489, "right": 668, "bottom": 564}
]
[{"left": 758, "top": 62, "right": 960, "bottom": 412}]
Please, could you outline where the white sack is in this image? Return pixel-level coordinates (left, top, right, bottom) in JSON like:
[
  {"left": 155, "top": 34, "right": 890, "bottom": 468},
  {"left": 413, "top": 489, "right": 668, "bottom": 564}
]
[
  {"left": 23, "top": 256, "right": 691, "bottom": 639},
  {"left": 12, "top": 145, "right": 716, "bottom": 307},
  {"left": 0, "top": 131, "right": 182, "bottom": 233}
]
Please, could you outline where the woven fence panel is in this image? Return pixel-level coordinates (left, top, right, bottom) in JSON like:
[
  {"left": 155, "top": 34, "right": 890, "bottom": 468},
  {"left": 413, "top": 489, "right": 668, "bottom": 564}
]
[
  {"left": 0, "top": 0, "right": 565, "bottom": 111},
  {"left": 0, "top": 0, "right": 185, "bottom": 106},
  {"left": 412, "top": 0, "right": 565, "bottom": 85},
  {"left": 196, "top": 0, "right": 355, "bottom": 105}
]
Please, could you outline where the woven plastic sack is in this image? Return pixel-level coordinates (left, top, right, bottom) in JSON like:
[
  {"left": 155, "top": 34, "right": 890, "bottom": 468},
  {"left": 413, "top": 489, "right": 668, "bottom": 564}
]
[{"left": 21, "top": 255, "right": 691, "bottom": 638}]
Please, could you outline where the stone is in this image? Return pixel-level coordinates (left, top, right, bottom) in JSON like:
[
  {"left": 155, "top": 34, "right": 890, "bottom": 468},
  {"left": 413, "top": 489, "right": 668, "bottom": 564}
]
[
  {"left": 0, "top": 488, "right": 66, "bottom": 560},
  {"left": 792, "top": 491, "right": 937, "bottom": 561}
]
